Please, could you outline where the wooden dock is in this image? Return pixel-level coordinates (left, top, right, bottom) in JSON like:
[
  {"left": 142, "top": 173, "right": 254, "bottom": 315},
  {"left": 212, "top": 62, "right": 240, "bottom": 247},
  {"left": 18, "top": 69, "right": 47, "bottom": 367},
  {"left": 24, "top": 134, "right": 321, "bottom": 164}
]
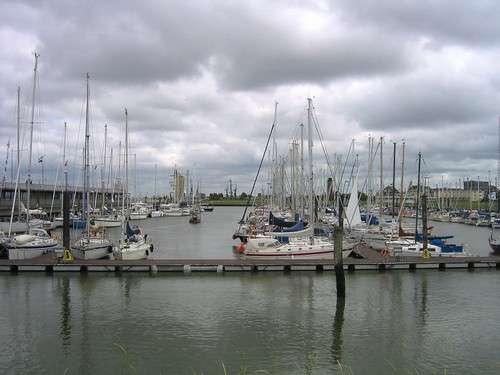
[{"left": 1, "top": 254, "right": 499, "bottom": 273}]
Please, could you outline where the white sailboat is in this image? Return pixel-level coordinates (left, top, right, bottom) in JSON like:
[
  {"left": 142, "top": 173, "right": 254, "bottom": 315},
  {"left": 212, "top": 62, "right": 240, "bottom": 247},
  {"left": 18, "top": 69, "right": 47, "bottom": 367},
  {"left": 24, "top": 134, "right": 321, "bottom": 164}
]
[
  {"left": 6, "top": 53, "right": 61, "bottom": 259},
  {"left": 72, "top": 73, "right": 113, "bottom": 260},
  {"left": 242, "top": 99, "right": 335, "bottom": 258},
  {"left": 113, "top": 109, "right": 152, "bottom": 260}
]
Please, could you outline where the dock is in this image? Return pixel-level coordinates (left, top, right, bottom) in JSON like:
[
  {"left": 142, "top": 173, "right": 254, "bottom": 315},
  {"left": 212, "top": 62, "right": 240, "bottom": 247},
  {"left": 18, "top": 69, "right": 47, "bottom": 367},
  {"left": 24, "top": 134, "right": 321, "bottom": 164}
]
[{"left": 1, "top": 254, "right": 499, "bottom": 273}]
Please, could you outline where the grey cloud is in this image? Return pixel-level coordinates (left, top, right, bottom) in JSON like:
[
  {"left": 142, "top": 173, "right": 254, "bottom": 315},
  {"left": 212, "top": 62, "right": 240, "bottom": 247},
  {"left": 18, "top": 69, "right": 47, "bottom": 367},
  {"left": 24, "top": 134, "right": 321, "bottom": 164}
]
[{"left": 333, "top": 0, "right": 500, "bottom": 47}]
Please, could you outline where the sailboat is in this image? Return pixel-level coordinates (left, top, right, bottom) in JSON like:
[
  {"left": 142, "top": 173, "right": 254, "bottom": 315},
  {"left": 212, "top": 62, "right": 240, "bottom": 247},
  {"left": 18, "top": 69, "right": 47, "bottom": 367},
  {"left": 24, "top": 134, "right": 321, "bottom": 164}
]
[
  {"left": 92, "top": 124, "right": 122, "bottom": 228},
  {"left": 242, "top": 99, "right": 334, "bottom": 258},
  {"left": 72, "top": 74, "right": 113, "bottom": 260},
  {"left": 6, "top": 53, "right": 62, "bottom": 259},
  {"left": 189, "top": 183, "right": 201, "bottom": 224},
  {"left": 113, "top": 109, "right": 152, "bottom": 260}
]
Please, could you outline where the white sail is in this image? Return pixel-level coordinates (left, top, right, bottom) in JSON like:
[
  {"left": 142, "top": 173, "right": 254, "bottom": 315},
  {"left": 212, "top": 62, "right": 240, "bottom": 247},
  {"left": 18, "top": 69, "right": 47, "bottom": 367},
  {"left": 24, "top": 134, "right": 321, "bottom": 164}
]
[{"left": 346, "top": 175, "right": 362, "bottom": 228}]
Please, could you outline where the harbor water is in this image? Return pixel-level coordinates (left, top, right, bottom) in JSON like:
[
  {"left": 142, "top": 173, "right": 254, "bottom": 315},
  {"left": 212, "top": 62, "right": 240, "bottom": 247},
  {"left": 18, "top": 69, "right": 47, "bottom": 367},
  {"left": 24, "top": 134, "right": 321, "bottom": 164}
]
[{"left": 1, "top": 207, "right": 499, "bottom": 374}]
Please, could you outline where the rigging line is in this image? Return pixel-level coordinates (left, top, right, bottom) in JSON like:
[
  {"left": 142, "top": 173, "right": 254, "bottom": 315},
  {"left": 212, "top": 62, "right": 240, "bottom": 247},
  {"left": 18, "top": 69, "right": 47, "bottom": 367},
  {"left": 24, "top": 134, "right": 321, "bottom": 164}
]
[
  {"left": 310, "top": 108, "right": 336, "bottom": 194},
  {"left": 238, "top": 103, "right": 278, "bottom": 226}
]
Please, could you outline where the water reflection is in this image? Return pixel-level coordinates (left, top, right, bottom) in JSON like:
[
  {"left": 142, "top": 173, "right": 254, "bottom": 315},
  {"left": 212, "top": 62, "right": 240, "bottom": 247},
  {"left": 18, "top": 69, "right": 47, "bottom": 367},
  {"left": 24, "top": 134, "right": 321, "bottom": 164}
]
[
  {"left": 331, "top": 297, "right": 345, "bottom": 363},
  {"left": 59, "top": 276, "right": 71, "bottom": 354}
]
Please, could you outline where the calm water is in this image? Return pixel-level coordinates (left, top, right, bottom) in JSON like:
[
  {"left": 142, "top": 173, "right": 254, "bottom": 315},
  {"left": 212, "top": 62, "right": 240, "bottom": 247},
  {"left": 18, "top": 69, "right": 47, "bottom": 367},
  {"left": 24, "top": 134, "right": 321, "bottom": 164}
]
[{"left": 1, "top": 207, "right": 500, "bottom": 374}]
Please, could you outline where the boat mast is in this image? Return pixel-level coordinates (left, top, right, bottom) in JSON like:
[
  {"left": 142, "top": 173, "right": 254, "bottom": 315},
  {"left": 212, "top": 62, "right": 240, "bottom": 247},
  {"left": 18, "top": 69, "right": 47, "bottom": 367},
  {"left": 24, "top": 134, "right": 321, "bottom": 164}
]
[
  {"left": 16, "top": 86, "right": 21, "bottom": 220},
  {"left": 300, "top": 123, "right": 305, "bottom": 219},
  {"left": 498, "top": 117, "right": 500, "bottom": 214},
  {"left": 307, "top": 98, "right": 314, "bottom": 230},
  {"left": 392, "top": 142, "right": 396, "bottom": 220},
  {"left": 101, "top": 124, "right": 107, "bottom": 211},
  {"left": 415, "top": 152, "right": 422, "bottom": 241},
  {"left": 84, "top": 73, "right": 90, "bottom": 238},
  {"left": 125, "top": 109, "right": 129, "bottom": 219},
  {"left": 26, "top": 52, "right": 39, "bottom": 233},
  {"left": 154, "top": 163, "right": 157, "bottom": 200},
  {"left": 379, "top": 136, "right": 383, "bottom": 230},
  {"left": 398, "top": 141, "right": 405, "bottom": 228}
]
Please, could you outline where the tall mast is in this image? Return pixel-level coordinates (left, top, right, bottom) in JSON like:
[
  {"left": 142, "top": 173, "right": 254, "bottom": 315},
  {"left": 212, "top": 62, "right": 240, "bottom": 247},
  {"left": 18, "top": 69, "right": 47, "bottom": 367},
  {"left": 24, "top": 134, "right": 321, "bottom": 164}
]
[
  {"left": 134, "top": 153, "right": 137, "bottom": 200},
  {"left": 16, "top": 86, "right": 21, "bottom": 219},
  {"left": 26, "top": 52, "right": 39, "bottom": 232},
  {"left": 379, "top": 136, "right": 383, "bottom": 229},
  {"left": 154, "top": 163, "right": 157, "bottom": 198},
  {"left": 300, "top": 123, "right": 305, "bottom": 218},
  {"left": 392, "top": 142, "right": 396, "bottom": 219},
  {"left": 498, "top": 117, "right": 500, "bottom": 213},
  {"left": 125, "top": 109, "right": 129, "bottom": 217},
  {"left": 102, "top": 124, "right": 107, "bottom": 210},
  {"left": 109, "top": 147, "right": 114, "bottom": 211},
  {"left": 307, "top": 98, "right": 314, "bottom": 226},
  {"left": 117, "top": 141, "right": 122, "bottom": 191},
  {"left": 84, "top": 73, "right": 90, "bottom": 236},
  {"left": 399, "top": 141, "right": 405, "bottom": 226},
  {"left": 415, "top": 152, "right": 422, "bottom": 241}
]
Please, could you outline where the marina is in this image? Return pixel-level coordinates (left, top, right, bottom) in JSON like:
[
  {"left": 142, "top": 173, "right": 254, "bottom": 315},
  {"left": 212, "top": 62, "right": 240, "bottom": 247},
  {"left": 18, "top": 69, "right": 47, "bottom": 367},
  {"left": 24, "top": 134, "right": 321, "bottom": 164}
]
[{"left": 3, "top": 2, "right": 500, "bottom": 373}]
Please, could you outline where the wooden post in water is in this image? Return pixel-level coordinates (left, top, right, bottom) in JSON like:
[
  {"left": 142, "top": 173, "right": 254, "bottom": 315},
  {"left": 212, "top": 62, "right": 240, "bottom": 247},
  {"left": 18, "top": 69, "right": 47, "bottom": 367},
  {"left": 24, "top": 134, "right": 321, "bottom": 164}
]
[
  {"left": 422, "top": 193, "right": 428, "bottom": 252},
  {"left": 62, "top": 166, "right": 70, "bottom": 251},
  {"left": 334, "top": 201, "right": 346, "bottom": 298}
]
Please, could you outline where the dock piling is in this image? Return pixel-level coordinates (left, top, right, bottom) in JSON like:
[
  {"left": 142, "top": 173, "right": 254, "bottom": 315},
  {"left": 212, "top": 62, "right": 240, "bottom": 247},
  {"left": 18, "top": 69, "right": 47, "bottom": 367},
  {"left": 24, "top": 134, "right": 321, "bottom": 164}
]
[{"left": 438, "top": 263, "right": 446, "bottom": 271}]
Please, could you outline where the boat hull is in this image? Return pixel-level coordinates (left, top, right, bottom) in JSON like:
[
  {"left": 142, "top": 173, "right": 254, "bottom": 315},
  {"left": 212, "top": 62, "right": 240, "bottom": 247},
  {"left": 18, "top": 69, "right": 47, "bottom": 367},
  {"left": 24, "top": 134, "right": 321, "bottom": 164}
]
[
  {"left": 8, "top": 244, "right": 60, "bottom": 260},
  {"left": 113, "top": 242, "right": 151, "bottom": 260},
  {"left": 72, "top": 243, "right": 113, "bottom": 260},
  {"left": 92, "top": 218, "right": 122, "bottom": 228}
]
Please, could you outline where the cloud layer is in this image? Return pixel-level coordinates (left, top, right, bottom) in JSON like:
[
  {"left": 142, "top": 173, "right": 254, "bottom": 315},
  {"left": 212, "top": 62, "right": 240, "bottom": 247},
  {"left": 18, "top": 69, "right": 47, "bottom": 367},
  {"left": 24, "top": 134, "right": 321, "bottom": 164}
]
[{"left": 1, "top": 0, "right": 499, "bottom": 195}]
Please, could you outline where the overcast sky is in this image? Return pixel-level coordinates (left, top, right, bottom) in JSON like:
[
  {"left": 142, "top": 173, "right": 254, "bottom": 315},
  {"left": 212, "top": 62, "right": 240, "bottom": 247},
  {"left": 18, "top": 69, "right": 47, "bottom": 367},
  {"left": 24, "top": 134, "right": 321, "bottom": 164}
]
[{"left": 1, "top": 0, "right": 499, "bottom": 196}]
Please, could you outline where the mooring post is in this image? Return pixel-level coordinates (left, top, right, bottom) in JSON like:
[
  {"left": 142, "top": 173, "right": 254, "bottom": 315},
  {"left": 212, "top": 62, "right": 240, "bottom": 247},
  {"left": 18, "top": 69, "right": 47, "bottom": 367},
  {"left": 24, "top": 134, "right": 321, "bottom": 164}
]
[
  {"left": 251, "top": 265, "right": 258, "bottom": 272},
  {"left": 10, "top": 265, "right": 18, "bottom": 273},
  {"left": 467, "top": 262, "right": 475, "bottom": 270},
  {"left": 409, "top": 263, "right": 416, "bottom": 271},
  {"left": 422, "top": 193, "right": 428, "bottom": 252},
  {"left": 80, "top": 265, "right": 88, "bottom": 273},
  {"left": 149, "top": 265, "right": 158, "bottom": 274},
  {"left": 438, "top": 263, "right": 446, "bottom": 271},
  {"left": 315, "top": 264, "right": 324, "bottom": 272},
  {"left": 283, "top": 265, "right": 291, "bottom": 273},
  {"left": 347, "top": 264, "right": 355, "bottom": 272},
  {"left": 334, "top": 202, "right": 346, "bottom": 298},
  {"left": 114, "top": 266, "right": 122, "bottom": 273},
  {"left": 45, "top": 265, "right": 54, "bottom": 273}
]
